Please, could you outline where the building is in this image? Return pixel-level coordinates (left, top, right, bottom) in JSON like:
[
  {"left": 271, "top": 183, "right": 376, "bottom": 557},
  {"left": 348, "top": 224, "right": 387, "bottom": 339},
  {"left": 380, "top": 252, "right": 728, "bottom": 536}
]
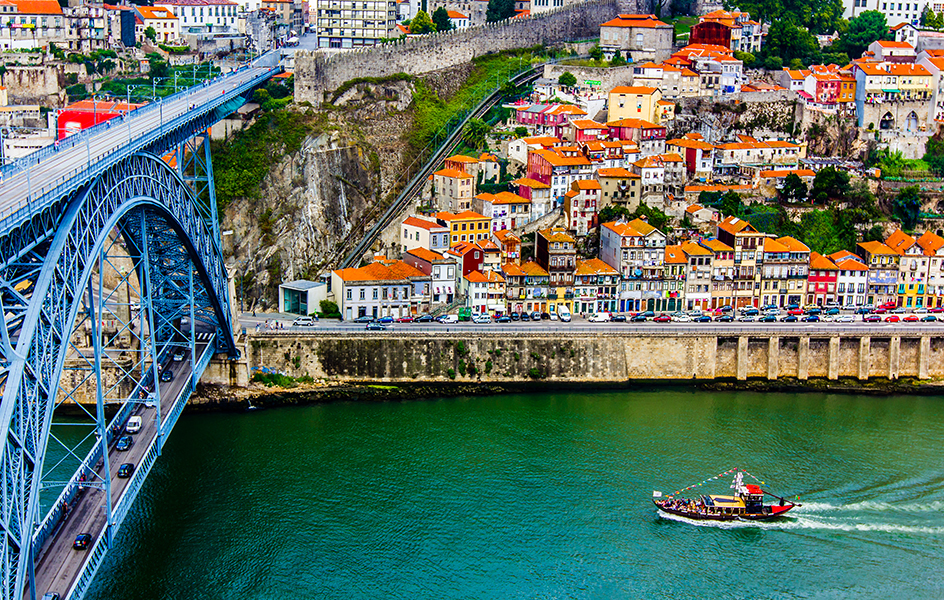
[
  {"left": 563, "top": 179, "right": 600, "bottom": 236},
  {"left": 502, "top": 260, "right": 551, "bottom": 314},
  {"left": 667, "top": 134, "right": 714, "bottom": 179},
  {"left": 598, "top": 13, "right": 673, "bottom": 62},
  {"left": 278, "top": 280, "right": 327, "bottom": 315},
  {"left": 492, "top": 229, "right": 521, "bottom": 264},
  {"left": 471, "top": 191, "right": 531, "bottom": 232},
  {"left": 573, "top": 258, "right": 619, "bottom": 314},
  {"left": 0, "top": 0, "right": 65, "bottom": 50},
  {"left": 461, "top": 270, "right": 505, "bottom": 315},
  {"left": 916, "top": 230, "right": 944, "bottom": 307},
  {"left": 829, "top": 251, "right": 868, "bottom": 307},
  {"left": 436, "top": 211, "right": 490, "bottom": 246},
  {"left": 608, "top": 86, "right": 661, "bottom": 123},
  {"left": 690, "top": 9, "right": 762, "bottom": 53},
  {"left": 428, "top": 0, "right": 487, "bottom": 26},
  {"left": 853, "top": 61, "right": 932, "bottom": 129},
  {"left": 526, "top": 148, "right": 593, "bottom": 204},
  {"left": 680, "top": 241, "right": 713, "bottom": 310},
  {"left": 331, "top": 259, "right": 430, "bottom": 320},
  {"left": 512, "top": 177, "right": 554, "bottom": 220},
  {"left": 445, "top": 240, "right": 484, "bottom": 276},
  {"left": 156, "top": 0, "right": 239, "bottom": 34},
  {"left": 807, "top": 252, "right": 839, "bottom": 306},
  {"left": 856, "top": 241, "right": 899, "bottom": 306},
  {"left": 715, "top": 216, "right": 764, "bottom": 308},
  {"left": 597, "top": 167, "right": 641, "bottom": 211},
  {"left": 315, "top": 0, "right": 396, "bottom": 48},
  {"left": 403, "top": 247, "right": 457, "bottom": 305},
  {"left": 599, "top": 218, "right": 666, "bottom": 312},
  {"left": 701, "top": 237, "right": 735, "bottom": 309},
  {"left": 135, "top": 5, "right": 179, "bottom": 42},
  {"left": 401, "top": 215, "right": 450, "bottom": 254},
  {"left": 662, "top": 245, "right": 687, "bottom": 311},
  {"left": 606, "top": 118, "right": 667, "bottom": 158},
  {"left": 434, "top": 168, "right": 474, "bottom": 212},
  {"left": 535, "top": 228, "right": 576, "bottom": 315}
]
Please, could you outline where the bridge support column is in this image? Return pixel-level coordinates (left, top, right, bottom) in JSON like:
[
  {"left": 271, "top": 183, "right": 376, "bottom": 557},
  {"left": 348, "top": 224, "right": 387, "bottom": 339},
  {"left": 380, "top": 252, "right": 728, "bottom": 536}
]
[
  {"left": 859, "top": 337, "right": 870, "bottom": 381},
  {"left": 827, "top": 337, "right": 840, "bottom": 380},
  {"left": 889, "top": 336, "right": 901, "bottom": 380},
  {"left": 737, "top": 336, "right": 748, "bottom": 380},
  {"left": 919, "top": 336, "right": 930, "bottom": 379},
  {"left": 797, "top": 337, "right": 810, "bottom": 380},
  {"left": 767, "top": 337, "right": 779, "bottom": 380}
]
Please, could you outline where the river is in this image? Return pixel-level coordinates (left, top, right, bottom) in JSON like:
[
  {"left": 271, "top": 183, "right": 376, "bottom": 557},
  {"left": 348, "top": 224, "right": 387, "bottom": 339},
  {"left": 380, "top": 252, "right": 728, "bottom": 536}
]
[{"left": 80, "top": 388, "right": 944, "bottom": 599}]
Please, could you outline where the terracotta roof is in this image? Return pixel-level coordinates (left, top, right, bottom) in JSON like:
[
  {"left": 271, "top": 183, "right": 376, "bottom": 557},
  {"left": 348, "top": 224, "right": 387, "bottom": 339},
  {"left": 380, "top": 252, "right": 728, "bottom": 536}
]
[
  {"left": 916, "top": 230, "right": 944, "bottom": 255},
  {"left": 776, "top": 236, "right": 810, "bottom": 253},
  {"left": 501, "top": 262, "right": 525, "bottom": 277},
  {"left": 14, "top": 0, "right": 63, "bottom": 14},
  {"left": 575, "top": 257, "right": 619, "bottom": 275},
  {"left": 490, "top": 191, "right": 530, "bottom": 205},
  {"left": 834, "top": 257, "right": 868, "bottom": 271},
  {"left": 406, "top": 247, "right": 446, "bottom": 262},
  {"left": 447, "top": 241, "right": 481, "bottom": 257},
  {"left": 876, "top": 40, "right": 914, "bottom": 49},
  {"left": 659, "top": 153, "right": 683, "bottom": 162},
  {"left": 479, "top": 239, "right": 499, "bottom": 251},
  {"left": 684, "top": 184, "right": 754, "bottom": 193},
  {"left": 668, "top": 137, "right": 714, "bottom": 151},
  {"left": 717, "top": 215, "right": 757, "bottom": 235},
  {"left": 531, "top": 149, "right": 591, "bottom": 167},
  {"left": 479, "top": 153, "right": 498, "bottom": 162},
  {"left": 573, "top": 179, "right": 601, "bottom": 190},
  {"left": 137, "top": 5, "right": 175, "bottom": 18},
  {"left": 597, "top": 167, "right": 639, "bottom": 178},
  {"left": 402, "top": 216, "right": 447, "bottom": 231},
  {"left": 600, "top": 14, "right": 669, "bottom": 28},
  {"left": 663, "top": 245, "right": 686, "bottom": 264},
  {"left": 857, "top": 240, "right": 897, "bottom": 256},
  {"left": 610, "top": 86, "right": 660, "bottom": 95},
  {"left": 827, "top": 249, "right": 859, "bottom": 263},
  {"left": 633, "top": 156, "right": 662, "bottom": 169},
  {"left": 446, "top": 10, "right": 467, "bottom": 18},
  {"left": 885, "top": 229, "right": 916, "bottom": 254},
  {"left": 539, "top": 228, "right": 576, "bottom": 243},
  {"left": 512, "top": 177, "right": 550, "bottom": 189},
  {"left": 333, "top": 260, "right": 425, "bottom": 283},
  {"left": 519, "top": 260, "right": 549, "bottom": 277},
  {"left": 434, "top": 168, "right": 473, "bottom": 179},
  {"left": 809, "top": 252, "right": 838, "bottom": 270},
  {"left": 570, "top": 119, "right": 606, "bottom": 129},
  {"left": 446, "top": 154, "right": 479, "bottom": 163},
  {"left": 438, "top": 210, "right": 487, "bottom": 221},
  {"left": 607, "top": 118, "right": 661, "bottom": 129},
  {"left": 522, "top": 136, "right": 561, "bottom": 146},
  {"left": 700, "top": 238, "right": 733, "bottom": 252},
  {"left": 759, "top": 169, "right": 816, "bottom": 178},
  {"left": 493, "top": 229, "right": 520, "bottom": 243},
  {"left": 681, "top": 241, "right": 713, "bottom": 256},
  {"left": 465, "top": 269, "right": 504, "bottom": 284},
  {"left": 602, "top": 218, "right": 657, "bottom": 237}
]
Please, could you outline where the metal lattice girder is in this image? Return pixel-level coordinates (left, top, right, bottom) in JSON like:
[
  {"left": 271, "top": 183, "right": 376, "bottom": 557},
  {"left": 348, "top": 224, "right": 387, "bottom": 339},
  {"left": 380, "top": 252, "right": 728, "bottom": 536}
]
[{"left": 0, "top": 152, "right": 236, "bottom": 600}]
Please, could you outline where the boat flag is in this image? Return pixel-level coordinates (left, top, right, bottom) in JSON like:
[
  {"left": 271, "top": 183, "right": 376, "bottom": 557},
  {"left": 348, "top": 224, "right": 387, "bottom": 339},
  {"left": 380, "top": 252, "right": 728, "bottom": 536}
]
[{"left": 653, "top": 491, "right": 662, "bottom": 498}]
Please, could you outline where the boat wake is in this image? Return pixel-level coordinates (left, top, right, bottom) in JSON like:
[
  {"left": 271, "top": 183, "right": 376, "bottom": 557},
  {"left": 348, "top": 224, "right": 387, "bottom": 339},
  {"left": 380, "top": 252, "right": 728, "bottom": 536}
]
[
  {"left": 658, "top": 509, "right": 944, "bottom": 535},
  {"left": 795, "top": 500, "right": 944, "bottom": 513}
]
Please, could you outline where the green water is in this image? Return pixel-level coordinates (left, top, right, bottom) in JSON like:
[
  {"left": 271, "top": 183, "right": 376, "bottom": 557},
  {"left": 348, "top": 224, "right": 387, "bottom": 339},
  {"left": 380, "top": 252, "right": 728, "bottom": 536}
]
[{"left": 84, "top": 389, "right": 944, "bottom": 599}]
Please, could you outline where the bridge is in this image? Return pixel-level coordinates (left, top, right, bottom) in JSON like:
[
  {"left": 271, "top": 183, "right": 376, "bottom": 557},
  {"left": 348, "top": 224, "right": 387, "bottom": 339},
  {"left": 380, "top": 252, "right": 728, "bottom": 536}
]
[{"left": 0, "top": 55, "right": 281, "bottom": 600}]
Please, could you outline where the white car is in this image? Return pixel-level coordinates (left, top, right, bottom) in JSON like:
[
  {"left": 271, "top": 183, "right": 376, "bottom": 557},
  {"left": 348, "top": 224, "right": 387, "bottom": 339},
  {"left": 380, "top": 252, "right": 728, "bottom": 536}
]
[
  {"left": 737, "top": 315, "right": 756, "bottom": 322},
  {"left": 835, "top": 315, "right": 855, "bottom": 323},
  {"left": 125, "top": 416, "right": 142, "bottom": 434},
  {"left": 437, "top": 314, "right": 458, "bottom": 324},
  {"left": 292, "top": 316, "right": 315, "bottom": 327},
  {"left": 672, "top": 314, "right": 692, "bottom": 322},
  {"left": 471, "top": 313, "right": 491, "bottom": 324},
  {"left": 588, "top": 313, "right": 610, "bottom": 323},
  {"left": 558, "top": 311, "right": 572, "bottom": 322}
]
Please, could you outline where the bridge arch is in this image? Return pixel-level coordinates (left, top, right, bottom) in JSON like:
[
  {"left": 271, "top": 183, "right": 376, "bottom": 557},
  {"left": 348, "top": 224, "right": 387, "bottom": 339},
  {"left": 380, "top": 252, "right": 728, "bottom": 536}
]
[{"left": 0, "top": 152, "right": 235, "bottom": 600}]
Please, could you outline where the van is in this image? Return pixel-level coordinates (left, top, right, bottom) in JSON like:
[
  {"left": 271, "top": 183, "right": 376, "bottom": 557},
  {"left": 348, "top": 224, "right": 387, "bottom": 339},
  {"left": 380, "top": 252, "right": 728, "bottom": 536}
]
[
  {"left": 437, "top": 314, "right": 459, "bottom": 324},
  {"left": 125, "top": 416, "right": 142, "bottom": 434},
  {"left": 558, "top": 308, "right": 572, "bottom": 322},
  {"left": 292, "top": 316, "right": 315, "bottom": 327}
]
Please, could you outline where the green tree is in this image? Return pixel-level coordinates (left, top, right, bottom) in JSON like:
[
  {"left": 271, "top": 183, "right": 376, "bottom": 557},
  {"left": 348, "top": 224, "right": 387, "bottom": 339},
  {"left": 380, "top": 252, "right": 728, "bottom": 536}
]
[
  {"left": 763, "top": 55, "right": 783, "bottom": 70},
  {"left": 763, "top": 20, "right": 821, "bottom": 67},
  {"left": 410, "top": 10, "right": 435, "bottom": 33},
  {"left": 894, "top": 186, "right": 922, "bottom": 230},
  {"left": 838, "top": 11, "right": 890, "bottom": 58},
  {"left": 463, "top": 118, "right": 492, "bottom": 150},
  {"left": 558, "top": 71, "right": 577, "bottom": 87},
  {"left": 719, "top": 191, "right": 745, "bottom": 217},
  {"left": 589, "top": 45, "right": 604, "bottom": 61},
  {"left": 780, "top": 173, "right": 808, "bottom": 203},
  {"left": 733, "top": 50, "right": 755, "bottom": 66},
  {"left": 144, "top": 26, "right": 156, "bottom": 42},
  {"left": 431, "top": 7, "right": 453, "bottom": 31},
  {"left": 319, "top": 299, "right": 340, "bottom": 317},
  {"left": 810, "top": 166, "right": 850, "bottom": 204},
  {"left": 486, "top": 0, "right": 515, "bottom": 22},
  {"left": 514, "top": 126, "right": 528, "bottom": 138},
  {"left": 862, "top": 224, "right": 885, "bottom": 243},
  {"left": 610, "top": 49, "right": 627, "bottom": 66}
]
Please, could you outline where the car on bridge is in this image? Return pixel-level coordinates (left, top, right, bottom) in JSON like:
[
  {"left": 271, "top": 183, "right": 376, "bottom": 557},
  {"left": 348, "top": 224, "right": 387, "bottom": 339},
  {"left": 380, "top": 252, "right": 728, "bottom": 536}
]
[
  {"left": 41, "top": 593, "right": 60, "bottom": 600},
  {"left": 694, "top": 315, "right": 712, "bottom": 323},
  {"left": 116, "top": 436, "right": 134, "bottom": 451},
  {"left": 759, "top": 315, "right": 777, "bottom": 323},
  {"left": 630, "top": 314, "right": 647, "bottom": 322},
  {"left": 125, "top": 416, "right": 142, "bottom": 434},
  {"left": 72, "top": 533, "right": 92, "bottom": 551},
  {"left": 160, "top": 369, "right": 174, "bottom": 382},
  {"left": 173, "top": 349, "right": 185, "bottom": 362},
  {"left": 117, "top": 463, "right": 135, "bottom": 478}
]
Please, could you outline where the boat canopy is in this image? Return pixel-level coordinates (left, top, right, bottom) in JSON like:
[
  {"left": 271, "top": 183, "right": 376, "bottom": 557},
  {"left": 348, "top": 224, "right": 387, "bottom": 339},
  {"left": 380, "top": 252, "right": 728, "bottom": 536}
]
[
  {"left": 745, "top": 484, "right": 763, "bottom": 495},
  {"left": 705, "top": 495, "right": 745, "bottom": 507}
]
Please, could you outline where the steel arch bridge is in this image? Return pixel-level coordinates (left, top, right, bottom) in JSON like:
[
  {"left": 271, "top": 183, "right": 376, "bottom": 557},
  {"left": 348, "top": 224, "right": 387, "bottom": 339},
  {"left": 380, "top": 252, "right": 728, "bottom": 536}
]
[{"left": 0, "top": 59, "right": 280, "bottom": 600}]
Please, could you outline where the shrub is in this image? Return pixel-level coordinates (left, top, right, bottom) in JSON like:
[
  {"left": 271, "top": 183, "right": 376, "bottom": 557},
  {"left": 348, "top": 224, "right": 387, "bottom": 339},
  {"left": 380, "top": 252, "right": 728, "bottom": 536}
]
[
  {"left": 251, "top": 372, "right": 297, "bottom": 388},
  {"left": 458, "top": 360, "right": 467, "bottom": 376},
  {"left": 456, "top": 341, "right": 467, "bottom": 356},
  {"left": 514, "top": 352, "right": 520, "bottom": 361},
  {"left": 485, "top": 360, "right": 493, "bottom": 373},
  {"left": 528, "top": 368, "right": 545, "bottom": 379},
  {"left": 447, "top": 368, "right": 456, "bottom": 379}
]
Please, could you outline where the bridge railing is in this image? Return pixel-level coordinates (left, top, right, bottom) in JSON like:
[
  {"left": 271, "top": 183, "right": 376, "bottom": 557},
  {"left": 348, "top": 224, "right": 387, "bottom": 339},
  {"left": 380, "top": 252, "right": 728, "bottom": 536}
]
[{"left": 0, "top": 63, "right": 280, "bottom": 237}]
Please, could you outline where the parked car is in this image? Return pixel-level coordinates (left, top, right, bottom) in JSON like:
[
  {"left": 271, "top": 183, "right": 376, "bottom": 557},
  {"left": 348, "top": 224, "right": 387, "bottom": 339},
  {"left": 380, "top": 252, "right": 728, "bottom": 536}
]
[
  {"left": 630, "top": 314, "right": 648, "bottom": 322},
  {"left": 786, "top": 303, "right": 800, "bottom": 310},
  {"left": 353, "top": 315, "right": 373, "bottom": 323},
  {"left": 780, "top": 315, "right": 798, "bottom": 322},
  {"left": 801, "top": 315, "right": 820, "bottom": 322},
  {"left": 395, "top": 316, "right": 414, "bottom": 323},
  {"left": 637, "top": 310, "right": 656, "bottom": 319},
  {"left": 73, "top": 533, "right": 92, "bottom": 551},
  {"left": 436, "top": 314, "right": 458, "bottom": 324},
  {"left": 695, "top": 315, "right": 712, "bottom": 323},
  {"left": 741, "top": 307, "right": 760, "bottom": 316},
  {"left": 588, "top": 313, "right": 610, "bottom": 323},
  {"left": 835, "top": 315, "right": 855, "bottom": 323},
  {"left": 117, "top": 463, "right": 135, "bottom": 478},
  {"left": 759, "top": 315, "right": 777, "bottom": 323},
  {"left": 610, "top": 314, "right": 627, "bottom": 322},
  {"left": 376, "top": 316, "right": 394, "bottom": 324},
  {"left": 761, "top": 304, "right": 778, "bottom": 312},
  {"left": 825, "top": 307, "right": 840, "bottom": 315},
  {"left": 903, "top": 315, "right": 919, "bottom": 322},
  {"left": 805, "top": 307, "right": 822, "bottom": 315},
  {"left": 519, "top": 312, "right": 531, "bottom": 321},
  {"left": 510, "top": 312, "right": 521, "bottom": 321},
  {"left": 472, "top": 313, "right": 491, "bottom": 324},
  {"left": 530, "top": 311, "right": 543, "bottom": 321},
  {"left": 929, "top": 307, "right": 944, "bottom": 313},
  {"left": 873, "top": 308, "right": 887, "bottom": 315},
  {"left": 496, "top": 315, "right": 512, "bottom": 323},
  {"left": 863, "top": 314, "right": 881, "bottom": 322},
  {"left": 653, "top": 314, "right": 672, "bottom": 323},
  {"left": 672, "top": 314, "right": 692, "bottom": 322},
  {"left": 414, "top": 314, "right": 434, "bottom": 323},
  {"left": 292, "top": 316, "right": 315, "bottom": 327},
  {"left": 915, "top": 307, "right": 929, "bottom": 314},
  {"left": 891, "top": 307, "right": 907, "bottom": 314},
  {"left": 716, "top": 314, "right": 734, "bottom": 322},
  {"left": 558, "top": 310, "right": 572, "bottom": 322},
  {"left": 788, "top": 309, "right": 804, "bottom": 316},
  {"left": 541, "top": 312, "right": 551, "bottom": 320},
  {"left": 880, "top": 301, "right": 897, "bottom": 310},
  {"left": 921, "top": 315, "right": 938, "bottom": 322},
  {"left": 125, "top": 416, "right": 142, "bottom": 434},
  {"left": 719, "top": 305, "right": 733, "bottom": 312},
  {"left": 366, "top": 322, "right": 387, "bottom": 331},
  {"left": 855, "top": 307, "right": 871, "bottom": 315},
  {"left": 884, "top": 315, "right": 900, "bottom": 323},
  {"left": 737, "top": 315, "right": 756, "bottom": 322},
  {"left": 116, "top": 436, "right": 134, "bottom": 451}
]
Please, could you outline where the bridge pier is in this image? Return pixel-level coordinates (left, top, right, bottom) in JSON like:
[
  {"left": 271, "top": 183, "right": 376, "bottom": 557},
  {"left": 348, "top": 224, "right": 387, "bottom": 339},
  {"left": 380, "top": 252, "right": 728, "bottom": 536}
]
[
  {"left": 859, "top": 337, "right": 870, "bottom": 381},
  {"left": 797, "top": 337, "right": 810, "bottom": 380},
  {"left": 919, "top": 336, "right": 930, "bottom": 379},
  {"left": 736, "top": 336, "right": 748, "bottom": 380},
  {"left": 827, "top": 337, "right": 840, "bottom": 380},
  {"left": 767, "top": 337, "right": 779, "bottom": 380},
  {"left": 889, "top": 336, "right": 901, "bottom": 379}
]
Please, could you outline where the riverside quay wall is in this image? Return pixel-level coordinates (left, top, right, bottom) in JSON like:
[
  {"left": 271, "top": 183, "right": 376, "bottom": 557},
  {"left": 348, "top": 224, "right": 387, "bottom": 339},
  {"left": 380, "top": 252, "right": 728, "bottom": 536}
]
[{"left": 203, "top": 331, "right": 944, "bottom": 385}]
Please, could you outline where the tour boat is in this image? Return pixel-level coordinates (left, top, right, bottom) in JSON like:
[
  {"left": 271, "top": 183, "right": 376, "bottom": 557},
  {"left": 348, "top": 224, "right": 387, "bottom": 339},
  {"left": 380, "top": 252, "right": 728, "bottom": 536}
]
[{"left": 653, "top": 469, "right": 800, "bottom": 522}]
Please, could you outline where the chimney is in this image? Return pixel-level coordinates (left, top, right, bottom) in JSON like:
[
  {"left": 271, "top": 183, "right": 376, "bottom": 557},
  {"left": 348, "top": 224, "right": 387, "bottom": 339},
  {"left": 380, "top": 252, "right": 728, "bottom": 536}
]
[{"left": 639, "top": 215, "right": 649, "bottom": 222}]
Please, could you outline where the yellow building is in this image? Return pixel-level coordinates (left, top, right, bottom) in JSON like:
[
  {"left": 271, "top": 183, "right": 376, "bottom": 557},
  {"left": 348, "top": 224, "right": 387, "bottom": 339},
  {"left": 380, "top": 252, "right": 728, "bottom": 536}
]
[
  {"left": 436, "top": 211, "right": 491, "bottom": 246},
  {"left": 608, "top": 86, "right": 661, "bottom": 123}
]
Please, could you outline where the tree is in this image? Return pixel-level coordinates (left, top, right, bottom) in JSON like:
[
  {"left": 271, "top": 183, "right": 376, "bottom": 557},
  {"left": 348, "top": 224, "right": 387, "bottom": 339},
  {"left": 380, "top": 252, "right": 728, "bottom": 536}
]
[
  {"left": 514, "top": 126, "right": 528, "bottom": 138},
  {"left": 558, "top": 71, "right": 577, "bottom": 87},
  {"left": 810, "top": 166, "right": 850, "bottom": 204},
  {"left": 432, "top": 7, "right": 453, "bottom": 32},
  {"left": 410, "top": 10, "right": 435, "bottom": 33},
  {"left": 763, "top": 20, "right": 821, "bottom": 67},
  {"left": 463, "top": 118, "right": 492, "bottom": 150},
  {"left": 763, "top": 55, "right": 783, "bottom": 71},
  {"left": 733, "top": 50, "right": 755, "bottom": 66},
  {"left": 780, "top": 173, "right": 808, "bottom": 203},
  {"left": 144, "top": 26, "right": 156, "bottom": 42},
  {"left": 319, "top": 299, "right": 340, "bottom": 318},
  {"left": 589, "top": 45, "right": 604, "bottom": 61},
  {"left": 863, "top": 224, "right": 885, "bottom": 243},
  {"left": 719, "top": 191, "right": 745, "bottom": 217},
  {"left": 486, "top": 0, "right": 515, "bottom": 22},
  {"left": 838, "top": 11, "right": 890, "bottom": 58},
  {"left": 610, "top": 49, "right": 627, "bottom": 66},
  {"left": 894, "top": 186, "right": 922, "bottom": 230}
]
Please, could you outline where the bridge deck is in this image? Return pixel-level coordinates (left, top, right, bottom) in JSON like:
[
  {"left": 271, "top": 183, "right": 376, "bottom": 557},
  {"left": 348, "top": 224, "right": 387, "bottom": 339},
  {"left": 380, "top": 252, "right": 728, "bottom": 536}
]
[{"left": 31, "top": 342, "right": 210, "bottom": 600}]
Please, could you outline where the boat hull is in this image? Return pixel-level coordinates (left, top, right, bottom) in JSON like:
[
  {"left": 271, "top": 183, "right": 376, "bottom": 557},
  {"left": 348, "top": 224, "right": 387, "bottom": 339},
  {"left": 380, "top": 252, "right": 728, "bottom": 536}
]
[{"left": 654, "top": 500, "right": 795, "bottom": 522}]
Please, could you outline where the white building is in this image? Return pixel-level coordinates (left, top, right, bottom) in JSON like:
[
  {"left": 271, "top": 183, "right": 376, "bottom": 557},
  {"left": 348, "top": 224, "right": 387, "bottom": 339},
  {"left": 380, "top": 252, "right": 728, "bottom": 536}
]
[
  {"left": 156, "top": 0, "right": 240, "bottom": 34},
  {"left": 331, "top": 259, "right": 430, "bottom": 320},
  {"left": 315, "top": 0, "right": 397, "bottom": 48}
]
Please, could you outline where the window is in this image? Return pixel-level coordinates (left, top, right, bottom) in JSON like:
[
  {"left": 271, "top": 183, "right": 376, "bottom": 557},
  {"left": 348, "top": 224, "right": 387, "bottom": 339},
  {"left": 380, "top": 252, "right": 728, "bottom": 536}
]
[
  {"left": 346, "top": 289, "right": 352, "bottom": 300},
  {"left": 359, "top": 289, "right": 365, "bottom": 300}
]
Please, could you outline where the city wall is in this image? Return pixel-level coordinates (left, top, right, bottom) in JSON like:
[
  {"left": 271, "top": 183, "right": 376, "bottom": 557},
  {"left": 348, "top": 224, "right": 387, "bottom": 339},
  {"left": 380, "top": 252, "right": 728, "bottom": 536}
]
[
  {"left": 203, "top": 332, "right": 944, "bottom": 386},
  {"left": 294, "top": 0, "right": 624, "bottom": 105}
]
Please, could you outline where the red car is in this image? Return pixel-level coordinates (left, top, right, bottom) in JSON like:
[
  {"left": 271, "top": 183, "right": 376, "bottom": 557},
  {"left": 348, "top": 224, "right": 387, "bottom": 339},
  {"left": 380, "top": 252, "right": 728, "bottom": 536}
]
[
  {"left": 395, "top": 316, "right": 414, "bottom": 323},
  {"left": 884, "top": 315, "right": 900, "bottom": 322},
  {"left": 788, "top": 309, "right": 803, "bottom": 316},
  {"left": 930, "top": 307, "right": 944, "bottom": 313},
  {"left": 863, "top": 314, "right": 881, "bottom": 322},
  {"left": 873, "top": 308, "right": 887, "bottom": 314},
  {"left": 880, "top": 301, "right": 897, "bottom": 309},
  {"left": 653, "top": 314, "right": 672, "bottom": 323},
  {"left": 904, "top": 315, "right": 919, "bottom": 322}
]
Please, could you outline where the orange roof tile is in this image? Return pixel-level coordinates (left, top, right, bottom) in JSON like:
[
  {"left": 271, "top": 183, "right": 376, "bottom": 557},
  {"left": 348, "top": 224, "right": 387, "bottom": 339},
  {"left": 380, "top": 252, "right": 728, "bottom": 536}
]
[
  {"left": 916, "top": 230, "right": 944, "bottom": 255},
  {"left": 539, "top": 228, "right": 576, "bottom": 243},
  {"left": 519, "top": 261, "right": 550, "bottom": 277},
  {"left": 402, "top": 216, "right": 447, "bottom": 231},
  {"left": 15, "top": 0, "right": 62, "bottom": 13},
  {"left": 610, "top": 86, "right": 660, "bottom": 95},
  {"left": 600, "top": 13, "right": 669, "bottom": 28},
  {"left": 833, "top": 257, "right": 868, "bottom": 271},
  {"left": 434, "top": 168, "right": 473, "bottom": 179},
  {"left": 575, "top": 257, "right": 619, "bottom": 275},
  {"left": 446, "top": 154, "right": 479, "bottom": 163},
  {"left": 885, "top": 229, "right": 916, "bottom": 254},
  {"left": 681, "top": 240, "right": 713, "bottom": 256},
  {"left": 717, "top": 216, "right": 757, "bottom": 235},
  {"left": 501, "top": 262, "right": 525, "bottom": 277},
  {"left": 857, "top": 241, "right": 897, "bottom": 256},
  {"left": 406, "top": 247, "right": 446, "bottom": 262},
  {"left": 493, "top": 229, "right": 520, "bottom": 243},
  {"left": 570, "top": 119, "right": 606, "bottom": 129},
  {"left": 607, "top": 118, "right": 661, "bottom": 129},
  {"left": 574, "top": 179, "right": 601, "bottom": 190},
  {"left": 809, "top": 252, "right": 838, "bottom": 270},
  {"left": 597, "top": 167, "right": 640, "bottom": 178},
  {"left": 512, "top": 177, "right": 550, "bottom": 189},
  {"left": 759, "top": 169, "right": 816, "bottom": 178},
  {"left": 701, "top": 238, "right": 733, "bottom": 252},
  {"left": 776, "top": 236, "right": 810, "bottom": 253},
  {"left": 664, "top": 245, "right": 687, "bottom": 264},
  {"left": 333, "top": 260, "right": 425, "bottom": 282}
]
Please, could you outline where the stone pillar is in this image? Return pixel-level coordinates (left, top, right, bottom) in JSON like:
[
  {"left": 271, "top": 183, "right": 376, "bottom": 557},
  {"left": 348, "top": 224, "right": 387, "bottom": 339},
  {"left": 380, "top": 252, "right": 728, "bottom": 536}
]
[
  {"left": 919, "top": 336, "right": 930, "bottom": 380},
  {"left": 827, "top": 337, "right": 840, "bottom": 380},
  {"left": 737, "top": 336, "right": 749, "bottom": 380},
  {"left": 701, "top": 336, "right": 717, "bottom": 379},
  {"left": 797, "top": 337, "right": 810, "bottom": 380},
  {"left": 767, "top": 337, "right": 779, "bottom": 380},
  {"left": 889, "top": 336, "right": 900, "bottom": 380},
  {"left": 858, "top": 337, "right": 870, "bottom": 381}
]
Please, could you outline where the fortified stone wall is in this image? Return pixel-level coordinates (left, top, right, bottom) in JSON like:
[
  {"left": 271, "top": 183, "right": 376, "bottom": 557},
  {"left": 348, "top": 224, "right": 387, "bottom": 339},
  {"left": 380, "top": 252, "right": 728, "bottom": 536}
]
[
  {"left": 210, "top": 332, "right": 944, "bottom": 385},
  {"left": 1, "top": 65, "right": 66, "bottom": 105},
  {"left": 542, "top": 63, "right": 634, "bottom": 93},
  {"left": 294, "top": 0, "right": 623, "bottom": 105}
]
